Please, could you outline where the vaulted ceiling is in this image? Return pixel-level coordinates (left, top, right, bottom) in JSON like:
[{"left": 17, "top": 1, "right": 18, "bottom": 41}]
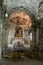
[
  {"left": 0, "top": 0, "right": 43, "bottom": 19},
  {"left": 3, "top": 0, "right": 43, "bottom": 17}
]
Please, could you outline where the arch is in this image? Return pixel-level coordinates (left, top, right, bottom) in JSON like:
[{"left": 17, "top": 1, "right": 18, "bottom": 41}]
[
  {"left": 4, "top": 6, "right": 36, "bottom": 45},
  {"left": 7, "top": 6, "right": 35, "bottom": 22},
  {"left": 6, "top": 6, "right": 36, "bottom": 28}
]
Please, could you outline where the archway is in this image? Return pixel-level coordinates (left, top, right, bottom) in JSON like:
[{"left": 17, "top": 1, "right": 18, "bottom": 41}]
[
  {"left": 7, "top": 8, "right": 32, "bottom": 47},
  {"left": 2, "top": 7, "right": 36, "bottom": 58}
]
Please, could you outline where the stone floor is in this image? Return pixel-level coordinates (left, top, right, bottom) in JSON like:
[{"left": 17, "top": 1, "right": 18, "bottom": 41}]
[
  {"left": 0, "top": 57, "right": 43, "bottom": 65},
  {"left": 0, "top": 48, "right": 43, "bottom": 65}
]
